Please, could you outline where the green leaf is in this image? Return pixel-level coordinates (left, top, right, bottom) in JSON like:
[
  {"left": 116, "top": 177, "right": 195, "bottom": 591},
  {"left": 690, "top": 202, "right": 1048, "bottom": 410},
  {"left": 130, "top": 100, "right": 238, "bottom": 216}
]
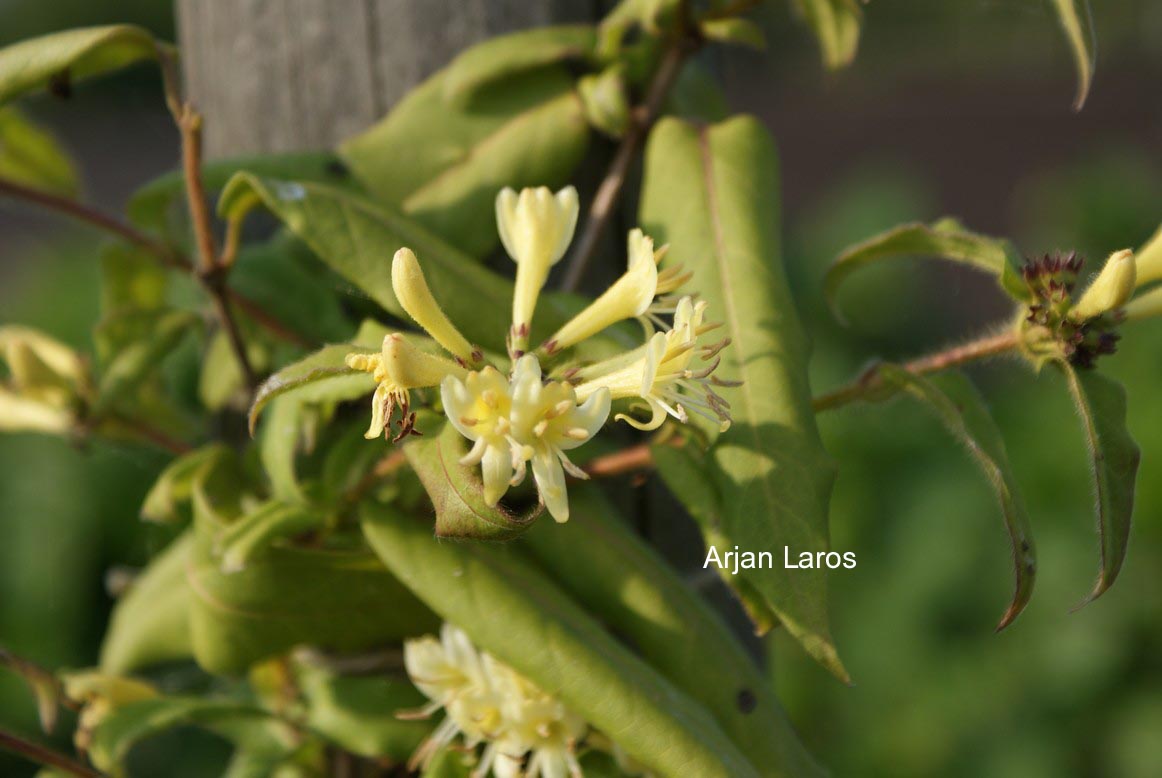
[
  {"left": 0, "top": 25, "right": 165, "bottom": 108},
  {"left": 699, "top": 18, "right": 766, "bottom": 50},
  {"left": 294, "top": 659, "right": 430, "bottom": 760},
  {"left": 578, "top": 65, "right": 631, "bottom": 137},
  {"left": 0, "top": 106, "right": 78, "bottom": 197},
  {"left": 247, "top": 319, "right": 388, "bottom": 435},
  {"left": 213, "top": 499, "right": 324, "bottom": 574},
  {"left": 872, "top": 367, "right": 1037, "bottom": 629},
  {"left": 825, "top": 217, "right": 1030, "bottom": 321},
  {"left": 340, "top": 67, "right": 589, "bottom": 256},
  {"left": 360, "top": 503, "right": 764, "bottom": 778},
  {"left": 89, "top": 696, "right": 295, "bottom": 774},
  {"left": 1059, "top": 365, "right": 1139, "bottom": 602},
  {"left": 126, "top": 150, "right": 353, "bottom": 234},
  {"left": 404, "top": 415, "right": 541, "bottom": 541},
  {"left": 259, "top": 396, "right": 310, "bottom": 504},
  {"left": 189, "top": 458, "right": 438, "bottom": 674},
  {"left": 100, "top": 532, "right": 194, "bottom": 673},
  {"left": 1051, "top": 0, "right": 1096, "bottom": 111},
  {"left": 422, "top": 747, "right": 473, "bottom": 778},
  {"left": 140, "top": 444, "right": 232, "bottom": 523},
  {"left": 441, "top": 25, "right": 597, "bottom": 102},
  {"left": 94, "top": 310, "right": 199, "bottom": 414},
  {"left": 520, "top": 487, "right": 823, "bottom": 777},
  {"left": 641, "top": 115, "right": 845, "bottom": 680},
  {"left": 792, "top": 0, "right": 862, "bottom": 70}
]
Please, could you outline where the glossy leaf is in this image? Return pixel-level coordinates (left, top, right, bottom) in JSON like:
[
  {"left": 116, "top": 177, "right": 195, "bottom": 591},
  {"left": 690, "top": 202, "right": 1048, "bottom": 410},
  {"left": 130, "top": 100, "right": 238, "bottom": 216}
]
[
  {"left": 361, "top": 503, "right": 763, "bottom": 778},
  {"left": 826, "top": 217, "right": 1030, "bottom": 321},
  {"left": 0, "top": 106, "right": 79, "bottom": 197},
  {"left": 188, "top": 459, "right": 439, "bottom": 674},
  {"left": 520, "top": 487, "right": 823, "bottom": 777},
  {"left": 792, "top": 0, "right": 862, "bottom": 70},
  {"left": 100, "top": 531, "right": 194, "bottom": 673},
  {"left": 1060, "top": 365, "right": 1139, "bottom": 602},
  {"left": 441, "top": 25, "right": 597, "bottom": 101},
  {"left": 341, "top": 67, "right": 589, "bottom": 256},
  {"left": 873, "top": 367, "right": 1037, "bottom": 629},
  {"left": 404, "top": 415, "right": 541, "bottom": 541},
  {"left": 295, "top": 659, "right": 430, "bottom": 760},
  {"left": 0, "top": 25, "right": 165, "bottom": 108},
  {"left": 640, "top": 116, "right": 846, "bottom": 680},
  {"left": 1052, "top": 0, "right": 1096, "bottom": 111}
]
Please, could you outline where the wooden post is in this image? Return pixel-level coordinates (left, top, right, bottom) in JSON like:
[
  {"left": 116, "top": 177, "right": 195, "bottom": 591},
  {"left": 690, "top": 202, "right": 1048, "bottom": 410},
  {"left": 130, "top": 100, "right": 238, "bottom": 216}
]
[{"left": 176, "top": 0, "right": 598, "bottom": 157}]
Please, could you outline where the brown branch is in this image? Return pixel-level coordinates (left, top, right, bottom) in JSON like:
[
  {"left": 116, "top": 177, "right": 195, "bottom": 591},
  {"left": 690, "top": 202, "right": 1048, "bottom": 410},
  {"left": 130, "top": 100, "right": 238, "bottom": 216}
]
[
  {"left": 0, "top": 727, "right": 103, "bottom": 778},
  {"left": 105, "top": 414, "right": 195, "bottom": 455},
  {"left": 582, "top": 443, "right": 656, "bottom": 478},
  {"left": 812, "top": 330, "right": 1021, "bottom": 412},
  {"left": 560, "top": 32, "right": 696, "bottom": 292}
]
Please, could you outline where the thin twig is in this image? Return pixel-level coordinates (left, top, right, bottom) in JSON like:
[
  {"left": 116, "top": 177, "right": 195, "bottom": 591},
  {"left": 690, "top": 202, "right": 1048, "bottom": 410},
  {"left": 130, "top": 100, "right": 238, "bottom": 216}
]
[
  {"left": 0, "top": 177, "right": 187, "bottom": 270},
  {"left": 560, "top": 33, "right": 696, "bottom": 291},
  {"left": 0, "top": 727, "right": 103, "bottom": 778},
  {"left": 105, "top": 413, "right": 195, "bottom": 455},
  {"left": 583, "top": 443, "right": 655, "bottom": 478}
]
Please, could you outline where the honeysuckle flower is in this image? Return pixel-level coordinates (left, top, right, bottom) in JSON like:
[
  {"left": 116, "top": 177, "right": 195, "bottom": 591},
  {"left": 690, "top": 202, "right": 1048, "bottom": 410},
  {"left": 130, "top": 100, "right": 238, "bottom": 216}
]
[
  {"left": 1131, "top": 223, "right": 1162, "bottom": 288},
  {"left": 1071, "top": 249, "right": 1136, "bottom": 320},
  {"left": 575, "top": 297, "right": 733, "bottom": 432},
  {"left": 543, "top": 229, "right": 664, "bottom": 354},
  {"left": 442, "top": 366, "right": 517, "bottom": 506},
  {"left": 507, "top": 356, "right": 610, "bottom": 522},
  {"left": 0, "top": 326, "right": 88, "bottom": 434},
  {"left": 496, "top": 186, "right": 579, "bottom": 355},
  {"left": 404, "top": 624, "right": 593, "bottom": 778},
  {"left": 392, "top": 247, "right": 482, "bottom": 365},
  {"left": 346, "top": 333, "right": 467, "bottom": 441}
]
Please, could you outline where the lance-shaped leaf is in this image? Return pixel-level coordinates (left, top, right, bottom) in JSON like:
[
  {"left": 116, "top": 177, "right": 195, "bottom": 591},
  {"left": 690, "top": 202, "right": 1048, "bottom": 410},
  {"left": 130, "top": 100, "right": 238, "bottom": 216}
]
[
  {"left": 640, "top": 116, "right": 846, "bottom": 681},
  {"left": 100, "top": 531, "right": 194, "bottom": 674},
  {"left": 404, "top": 415, "right": 541, "bottom": 541},
  {"left": 294, "top": 659, "right": 430, "bottom": 761},
  {"left": 826, "top": 217, "right": 1030, "bottom": 321},
  {"left": 247, "top": 319, "right": 388, "bottom": 435},
  {"left": 0, "top": 106, "right": 79, "bottom": 197},
  {"left": 872, "top": 366, "right": 1037, "bottom": 629},
  {"left": 520, "top": 487, "right": 823, "bottom": 777},
  {"left": 188, "top": 458, "right": 438, "bottom": 675},
  {"left": 341, "top": 66, "right": 589, "bottom": 256},
  {"left": 360, "top": 503, "right": 763, "bottom": 778},
  {"left": 1059, "top": 365, "right": 1139, "bottom": 602},
  {"left": 792, "top": 0, "right": 862, "bottom": 70},
  {"left": 1052, "top": 0, "right": 1096, "bottom": 111},
  {"left": 441, "top": 25, "right": 597, "bottom": 101},
  {"left": 0, "top": 25, "right": 166, "bottom": 107}
]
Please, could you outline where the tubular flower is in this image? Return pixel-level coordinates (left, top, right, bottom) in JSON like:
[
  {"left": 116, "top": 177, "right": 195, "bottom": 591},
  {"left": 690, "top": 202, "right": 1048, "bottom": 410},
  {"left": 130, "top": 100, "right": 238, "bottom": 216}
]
[
  {"left": 1070, "top": 248, "right": 1136, "bottom": 321},
  {"left": 496, "top": 186, "right": 580, "bottom": 355},
  {"left": 347, "top": 333, "right": 467, "bottom": 441},
  {"left": 405, "top": 624, "right": 607, "bottom": 778},
  {"left": 442, "top": 366, "right": 517, "bottom": 507},
  {"left": 392, "top": 247, "right": 481, "bottom": 365},
  {"left": 575, "top": 296, "right": 734, "bottom": 432}
]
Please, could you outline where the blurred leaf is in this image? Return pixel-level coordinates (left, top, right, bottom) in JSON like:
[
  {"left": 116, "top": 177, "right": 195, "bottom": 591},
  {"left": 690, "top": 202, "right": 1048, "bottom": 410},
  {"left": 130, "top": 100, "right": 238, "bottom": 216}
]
[
  {"left": 441, "top": 25, "right": 597, "bottom": 101},
  {"left": 189, "top": 460, "right": 437, "bottom": 674},
  {"left": 578, "top": 65, "right": 630, "bottom": 137},
  {"left": 99, "top": 531, "right": 194, "bottom": 673},
  {"left": 0, "top": 648, "right": 62, "bottom": 733},
  {"left": 341, "top": 67, "right": 589, "bottom": 256},
  {"left": 422, "top": 747, "right": 473, "bottom": 778},
  {"left": 294, "top": 659, "right": 430, "bottom": 761},
  {"left": 640, "top": 116, "right": 845, "bottom": 681},
  {"left": 792, "top": 0, "right": 862, "bottom": 70},
  {"left": 665, "top": 60, "right": 730, "bottom": 123},
  {"left": 1051, "top": 0, "right": 1096, "bottom": 111},
  {"left": 213, "top": 499, "right": 323, "bottom": 575},
  {"left": 0, "top": 106, "right": 78, "bottom": 197},
  {"left": 872, "top": 367, "right": 1037, "bottom": 629},
  {"left": 140, "top": 444, "right": 231, "bottom": 523},
  {"left": 247, "top": 320, "right": 388, "bottom": 435},
  {"left": 259, "top": 396, "right": 309, "bottom": 505},
  {"left": 0, "top": 25, "right": 165, "bottom": 108},
  {"left": 826, "top": 218, "right": 1029, "bottom": 321},
  {"left": 1060, "top": 365, "right": 1139, "bottom": 602},
  {"left": 126, "top": 151, "right": 353, "bottom": 234},
  {"left": 699, "top": 18, "right": 766, "bottom": 50},
  {"left": 520, "top": 487, "right": 824, "bottom": 777},
  {"left": 94, "top": 309, "right": 199, "bottom": 415},
  {"left": 360, "top": 503, "right": 763, "bottom": 778},
  {"left": 404, "top": 414, "right": 541, "bottom": 541}
]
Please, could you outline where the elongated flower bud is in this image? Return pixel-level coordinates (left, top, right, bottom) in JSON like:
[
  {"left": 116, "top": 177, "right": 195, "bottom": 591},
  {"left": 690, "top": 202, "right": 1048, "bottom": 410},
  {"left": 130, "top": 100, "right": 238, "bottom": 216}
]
[
  {"left": 1132, "top": 223, "right": 1162, "bottom": 288},
  {"left": 1071, "top": 249, "right": 1136, "bottom": 320},
  {"left": 391, "top": 248, "right": 477, "bottom": 364}
]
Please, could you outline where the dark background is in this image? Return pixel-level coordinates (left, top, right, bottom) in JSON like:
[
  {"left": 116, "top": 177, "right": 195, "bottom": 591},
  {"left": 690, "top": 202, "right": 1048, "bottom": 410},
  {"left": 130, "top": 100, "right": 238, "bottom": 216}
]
[{"left": 1, "top": 1, "right": 1160, "bottom": 775}]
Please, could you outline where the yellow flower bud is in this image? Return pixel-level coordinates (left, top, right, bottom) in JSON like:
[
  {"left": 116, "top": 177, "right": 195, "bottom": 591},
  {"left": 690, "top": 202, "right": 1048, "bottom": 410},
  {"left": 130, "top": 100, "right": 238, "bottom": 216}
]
[
  {"left": 1071, "top": 249, "right": 1136, "bottom": 320},
  {"left": 1132, "top": 223, "right": 1162, "bottom": 288},
  {"left": 391, "top": 248, "right": 477, "bottom": 364},
  {"left": 381, "top": 333, "right": 467, "bottom": 389}
]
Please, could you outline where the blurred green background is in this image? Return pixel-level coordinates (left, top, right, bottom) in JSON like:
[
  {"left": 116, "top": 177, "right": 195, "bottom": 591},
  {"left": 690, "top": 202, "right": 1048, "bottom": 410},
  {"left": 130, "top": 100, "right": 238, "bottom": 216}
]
[{"left": 1, "top": 1, "right": 1160, "bottom": 776}]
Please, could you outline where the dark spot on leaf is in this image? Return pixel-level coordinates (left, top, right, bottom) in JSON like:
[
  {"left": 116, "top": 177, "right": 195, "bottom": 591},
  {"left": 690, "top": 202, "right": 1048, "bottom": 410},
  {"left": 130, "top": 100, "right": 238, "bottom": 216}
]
[{"left": 737, "top": 688, "right": 757, "bottom": 713}]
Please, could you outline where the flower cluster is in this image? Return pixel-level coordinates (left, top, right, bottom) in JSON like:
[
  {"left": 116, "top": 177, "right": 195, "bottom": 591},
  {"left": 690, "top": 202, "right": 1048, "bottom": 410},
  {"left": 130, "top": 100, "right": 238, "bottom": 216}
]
[
  {"left": 403, "top": 624, "right": 588, "bottom": 777},
  {"left": 346, "top": 185, "right": 734, "bottom": 522}
]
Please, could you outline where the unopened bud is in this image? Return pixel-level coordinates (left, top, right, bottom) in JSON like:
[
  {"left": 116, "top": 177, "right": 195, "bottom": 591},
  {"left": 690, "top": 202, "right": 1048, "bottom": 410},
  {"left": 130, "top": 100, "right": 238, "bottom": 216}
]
[
  {"left": 1071, "top": 249, "right": 1136, "bottom": 320},
  {"left": 391, "top": 248, "right": 476, "bottom": 363}
]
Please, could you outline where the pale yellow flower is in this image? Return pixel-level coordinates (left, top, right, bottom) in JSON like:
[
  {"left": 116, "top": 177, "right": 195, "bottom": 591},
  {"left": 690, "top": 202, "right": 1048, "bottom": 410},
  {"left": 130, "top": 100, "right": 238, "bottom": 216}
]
[
  {"left": 1070, "top": 248, "right": 1136, "bottom": 320},
  {"left": 392, "top": 247, "right": 481, "bottom": 365},
  {"left": 441, "top": 366, "right": 517, "bottom": 506},
  {"left": 0, "top": 326, "right": 88, "bottom": 434}
]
